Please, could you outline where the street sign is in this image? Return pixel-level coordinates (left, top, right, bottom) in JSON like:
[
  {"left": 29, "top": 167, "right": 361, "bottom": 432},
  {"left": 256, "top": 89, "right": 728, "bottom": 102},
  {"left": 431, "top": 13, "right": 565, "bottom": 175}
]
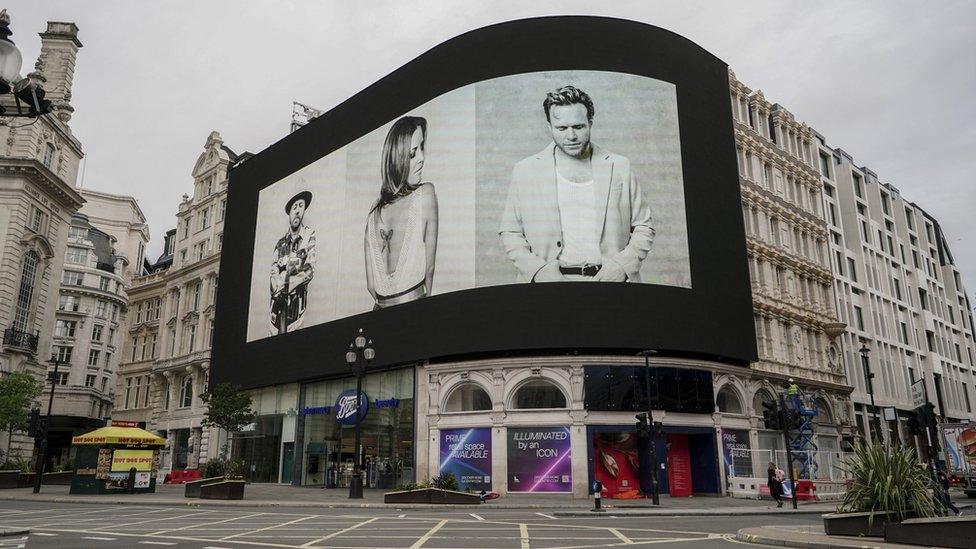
[{"left": 911, "top": 379, "right": 926, "bottom": 409}]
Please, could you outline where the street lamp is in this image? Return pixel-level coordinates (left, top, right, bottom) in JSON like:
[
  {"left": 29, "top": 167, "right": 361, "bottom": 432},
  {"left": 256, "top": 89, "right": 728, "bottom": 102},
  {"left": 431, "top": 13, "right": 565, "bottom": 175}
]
[
  {"left": 637, "top": 350, "right": 660, "bottom": 505},
  {"left": 33, "top": 354, "right": 64, "bottom": 493},
  {"left": 344, "top": 329, "right": 374, "bottom": 499},
  {"left": 858, "top": 344, "right": 881, "bottom": 445},
  {"left": 0, "top": 10, "right": 54, "bottom": 118}
]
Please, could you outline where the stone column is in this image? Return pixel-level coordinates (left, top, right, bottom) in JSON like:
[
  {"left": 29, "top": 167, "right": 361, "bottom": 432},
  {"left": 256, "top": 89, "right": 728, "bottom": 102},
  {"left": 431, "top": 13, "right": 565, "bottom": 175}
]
[{"left": 36, "top": 22, "right": 82, "bottom": 123}]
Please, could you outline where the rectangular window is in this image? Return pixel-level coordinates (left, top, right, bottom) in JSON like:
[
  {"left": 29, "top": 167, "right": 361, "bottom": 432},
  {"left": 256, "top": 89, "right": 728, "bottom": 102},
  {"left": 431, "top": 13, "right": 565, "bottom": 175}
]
[
  {"left": 900, "top": 322, "right": 909, "bottom": 344},
  {"left": 53, "top": 372, "right": 68, "bottom": 385},
  {"left": 180, "top": 375, "right": 193, "bottom": 408},
  {"left": 91, "top": 324, "right": 103, "bottom": 342},
  {"left": 847, "top": 258, "right": 857, "bottom": 282},
  {"left": 124, "top": 378, "right": 133, "bottom": 409},
  {"left": 819, "top": 152, "right": 831, "bottom": 178},
  {"left": 88, "top": 349, "right": 100, "bottom": 366},
  {"left": 65, "top": 246, "right": 88, "bottom": 264},
  {"left": 84, "top": 374, "right": 96, "bottom": 388},
  {"left": 58, "top": 295, "right": 79, "bottom": 311},
  {"left": 53, "top": 345, "right": 72, "bottom": 363},
  {"left": 219, "top": 199, "right": 226, "bottom": 221},
  {"left": 208, "top": 318, "right": 215, "bottom": 347},
  {"left": 29, "top": 205, "right": 48, "bottom": 234},
  {"left": 835, "top": 251, "right": 844, "bottom": 276},
  {"left": 964, "top": 383, "right": 972, "bottom": 413},
  {"left": 62, "top": 271, "right": 84, "bottom": 286},
  {"left": 893, "top": 278, "right": 902, "bottom": 300},
  {"left": 99, "top": 277, "right": 110, "bottom": 291},
  {"left": 105, "top": 351, "right": 112, "bottom": 367},
  {"left": 95, "top": 300, "right": 108, "bottom": 318},
  {"left": 55, "top": 320, "right": 77, "bottom": 338},
  {"left": 149, "top": 333, "right": 157, "bottom": 358},
  {"left": 130, "top": 336, "right": 140, "bottom": 361},
  {"left": 881, "top": 192, "right": 891, "bottom": 215},
  {"left": 190, "top": 282, "right": 201, "bottom": 311},
  {"left": 182, "top": 217, "right": 191, "bottom": 238},
  {"left": 201, "top": 207, "right": 210, "bottom": 229},
  {"left": 852, "top": 173, "right": 864, "bottom": 198},
  {"left": 854, "top": 306, "right": 865, "bottom": 331},
  {"left": 136, "top": 302, "right": 143, "bottom": 323},
  {"left": 143, "top": 376, "right": 151, "bottom": 408},
  {"left": 187, "top": 324, "right": 197, "bottom": 352},
  {"left": 828, "top": 203, "right": 837, "bottom": 226}
]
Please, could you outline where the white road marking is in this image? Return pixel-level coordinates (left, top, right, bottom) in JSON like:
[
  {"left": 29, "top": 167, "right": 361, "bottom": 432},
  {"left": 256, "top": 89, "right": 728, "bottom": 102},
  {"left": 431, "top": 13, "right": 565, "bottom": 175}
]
[
  {"left": 81, "top": 536, "right": 116, "bottom": 541},
  {"left": 520, "top": 523, "right": 530, "bottom": 549},
  {"left": 409, "top": 519, "right": 448, "bottom": 549},
  {"left": 398, "top": 513, "right": 406, "bottom": 517},
  {"left": 469, "top": 513, "right": 485, "bottom": 521},
  {"left": 32, "top": 532, "right": 57, "bottom": 536},
  {"left": 299, "top": 517, "right": 379, "bottom": 547},
  {"left": 609, "top": 527, "right": 634, "bottom": 544},
  {"left": 535, "top": 512, "right": 557, "bottom": 520},
  {"left": 219, "top": 514, "right": 315, "bottom": 541},
  {"left": 138, "top": 542, "right": 177, "bottom": 546},
  {"left": 150, "top": 511, "right": 266, "bottom": 535}
]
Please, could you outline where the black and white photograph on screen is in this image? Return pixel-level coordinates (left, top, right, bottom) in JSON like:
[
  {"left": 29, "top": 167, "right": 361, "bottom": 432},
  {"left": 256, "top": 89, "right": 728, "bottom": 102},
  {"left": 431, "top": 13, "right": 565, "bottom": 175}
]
[
  {"left": 269, "top": 190, "right": 316, "bottom": 334},
  {"left": 498, "top": 85, "right": 655, "bottom": 283},
  {"left": 364, "top": 116, "right": 440, "bottom": 309},
  {"left": 247, "top": 70, "right": 689, "bottom": 342}
]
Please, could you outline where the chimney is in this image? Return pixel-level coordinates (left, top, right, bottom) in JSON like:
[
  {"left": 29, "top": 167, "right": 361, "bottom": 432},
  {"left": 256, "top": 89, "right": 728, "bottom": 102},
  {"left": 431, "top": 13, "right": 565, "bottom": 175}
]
[{"left": 35, "top": 21, "right": 82, "bottom": 123}]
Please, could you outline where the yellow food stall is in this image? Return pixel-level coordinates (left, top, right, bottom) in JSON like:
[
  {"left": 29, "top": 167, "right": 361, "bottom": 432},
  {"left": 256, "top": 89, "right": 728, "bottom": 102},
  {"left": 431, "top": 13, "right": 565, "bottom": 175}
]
[{"left": 69, "top": 421, "right": 165, "bottom": 494}]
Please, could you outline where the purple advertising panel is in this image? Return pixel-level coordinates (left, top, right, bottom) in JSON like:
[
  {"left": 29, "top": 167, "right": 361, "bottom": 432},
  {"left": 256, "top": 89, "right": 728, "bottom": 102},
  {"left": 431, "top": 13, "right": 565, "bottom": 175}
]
[
  {"left": 507, "top": 426, "right": 572, "bottom": 492},
  {"left": 439, "top": 428, "right": 492, "bottom": 492}
]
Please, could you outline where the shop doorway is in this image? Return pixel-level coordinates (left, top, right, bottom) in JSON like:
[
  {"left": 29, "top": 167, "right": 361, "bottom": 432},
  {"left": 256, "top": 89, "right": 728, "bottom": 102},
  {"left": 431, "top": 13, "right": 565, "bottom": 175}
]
[{"left": 281, "top": 443, "right": 294, "bottom": 484}]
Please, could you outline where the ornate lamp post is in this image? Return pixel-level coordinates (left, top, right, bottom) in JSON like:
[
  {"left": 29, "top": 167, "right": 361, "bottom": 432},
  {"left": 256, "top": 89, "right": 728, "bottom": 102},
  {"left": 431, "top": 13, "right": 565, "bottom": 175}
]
[
  {"left": 33, "top": 354, "right": 64, "bottom": 493},
  {"left": 0, "top": 10, "right": 54, "bottom": 118},
  {"left": 344, "top": 329, "right": 374, "bottom": 499},
  {"left": 858, "top": 344, "right": 881, "bottom": 445}
]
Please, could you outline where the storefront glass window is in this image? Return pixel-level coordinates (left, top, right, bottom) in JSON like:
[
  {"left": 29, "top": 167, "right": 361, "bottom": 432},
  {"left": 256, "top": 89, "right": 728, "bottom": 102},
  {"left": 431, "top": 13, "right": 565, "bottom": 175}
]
[
  {"left": 444, "top": 383, "right": 491, "bottom": 412},
  {"left": 301, "top": 368, "right": 414, "bottom": 489}
]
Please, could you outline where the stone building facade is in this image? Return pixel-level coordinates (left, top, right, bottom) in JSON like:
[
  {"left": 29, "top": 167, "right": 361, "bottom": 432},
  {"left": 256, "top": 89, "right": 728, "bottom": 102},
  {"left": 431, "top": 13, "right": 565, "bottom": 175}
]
[
  {"left": 115, "top": 132, "right": 237, "bottom": 472},
  {"left": 816, "top": 139, "right": 976, "bottom": 450},
  {"left": 0, "top": 20, "right": 84, "bottom": 462},
  {"left": 43, "top": 190, "right": 147, "bottom": 467},
  {"left": 724, "top": 71, "right": 854, "bottom": 479}
]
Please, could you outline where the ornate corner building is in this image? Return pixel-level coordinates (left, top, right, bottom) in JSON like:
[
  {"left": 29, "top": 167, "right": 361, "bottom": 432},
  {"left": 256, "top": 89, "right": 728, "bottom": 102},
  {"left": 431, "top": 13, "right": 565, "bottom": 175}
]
[
  {"left": 114, "top": 132, "right": 240, "bottom": 471},
  {"left": 0, "top": 22, "right": 85, "bottom": 460},
  {"left": 726, "top": 71, "right": 855, "bottom": 482}
]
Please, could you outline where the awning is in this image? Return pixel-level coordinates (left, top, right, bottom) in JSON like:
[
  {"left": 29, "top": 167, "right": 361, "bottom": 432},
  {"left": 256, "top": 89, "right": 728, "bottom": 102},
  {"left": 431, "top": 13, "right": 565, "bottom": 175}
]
[{"left": 71, "top": 426, "right": 166, "bottom": 446}]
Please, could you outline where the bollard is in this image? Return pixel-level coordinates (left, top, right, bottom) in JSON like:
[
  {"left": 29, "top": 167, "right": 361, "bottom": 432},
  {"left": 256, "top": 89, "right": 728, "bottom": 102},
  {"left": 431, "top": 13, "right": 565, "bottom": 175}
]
[
  {"left": 127, "top": 467, "right": 137, "bottom": 494},
  {"left": 591, "top": 480, "right": 605, "bottom": 513}
]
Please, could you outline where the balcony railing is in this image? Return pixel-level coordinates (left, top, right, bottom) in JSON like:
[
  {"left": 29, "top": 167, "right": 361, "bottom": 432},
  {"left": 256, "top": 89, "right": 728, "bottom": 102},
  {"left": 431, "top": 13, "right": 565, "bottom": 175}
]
[{"left": 3, "top": 327, "right": 39, "bottom": 353}]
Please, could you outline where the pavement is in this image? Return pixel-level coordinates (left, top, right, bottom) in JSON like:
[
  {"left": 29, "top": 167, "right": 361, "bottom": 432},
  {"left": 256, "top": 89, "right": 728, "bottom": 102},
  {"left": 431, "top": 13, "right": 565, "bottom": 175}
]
[
  {"left": 0, "top": 482, "right": 843, "bottom": 513},
  {"left": 737, "top": 524, "right": 939, "bottom": 548}
]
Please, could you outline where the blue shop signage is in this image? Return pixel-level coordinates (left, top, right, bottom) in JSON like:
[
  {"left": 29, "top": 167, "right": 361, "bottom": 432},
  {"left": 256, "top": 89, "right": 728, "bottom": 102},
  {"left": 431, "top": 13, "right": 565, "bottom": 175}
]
[{"left": 334, "top": 389, "right": 369, "bottom": 425}]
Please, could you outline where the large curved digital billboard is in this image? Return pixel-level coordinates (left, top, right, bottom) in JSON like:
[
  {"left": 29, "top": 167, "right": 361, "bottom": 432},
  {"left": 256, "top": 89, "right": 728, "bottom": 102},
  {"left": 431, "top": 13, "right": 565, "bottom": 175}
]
[{"left": 213, "top": 17, "right": 756, "bottom": 389}]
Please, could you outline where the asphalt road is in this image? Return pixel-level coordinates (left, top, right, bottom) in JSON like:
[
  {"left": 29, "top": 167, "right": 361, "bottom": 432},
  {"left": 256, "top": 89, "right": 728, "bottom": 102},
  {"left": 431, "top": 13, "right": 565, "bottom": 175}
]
[{"left": 0, "top": 500, "right": 823, "bottom": 548}]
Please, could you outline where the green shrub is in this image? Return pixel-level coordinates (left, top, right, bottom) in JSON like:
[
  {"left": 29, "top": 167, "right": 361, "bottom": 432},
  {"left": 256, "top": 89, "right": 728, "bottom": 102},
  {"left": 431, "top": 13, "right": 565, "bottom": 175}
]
[
  {"left": 838, "top": 443, "right": 939, "bottom": 523},
  {"left": 203, "top": 458, "right": 226, "bottom": 479}
]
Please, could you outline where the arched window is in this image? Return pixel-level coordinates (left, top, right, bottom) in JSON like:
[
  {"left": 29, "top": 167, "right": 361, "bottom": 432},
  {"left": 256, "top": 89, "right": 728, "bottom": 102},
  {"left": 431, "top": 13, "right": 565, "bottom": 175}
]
[
  {"left": 13, "top": 250, "right": 40, "bottom": 332},
  {"left": 753, "top": 389, "right": 775, "bottom": 416},
  {"left": 814, "top": 398, "right": 833, "bottom": 424},
  {"left": 180, "top": 375, "right": 193, "bottom": 408},
  {"left": 716, "top": 386, "right": 743, "bottom": 414},
  {"left": 512, "top": 380, "right": 567, "bottom": 409},
  {"left": 444, "top": 383, "right": 492, "bottom": 412}
]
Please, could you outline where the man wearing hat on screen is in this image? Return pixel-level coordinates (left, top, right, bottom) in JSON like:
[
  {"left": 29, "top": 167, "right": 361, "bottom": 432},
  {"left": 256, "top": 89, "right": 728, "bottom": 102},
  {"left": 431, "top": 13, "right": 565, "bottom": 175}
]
[{"left": 270, "top": 190, "right": 316, "bottom": 335}]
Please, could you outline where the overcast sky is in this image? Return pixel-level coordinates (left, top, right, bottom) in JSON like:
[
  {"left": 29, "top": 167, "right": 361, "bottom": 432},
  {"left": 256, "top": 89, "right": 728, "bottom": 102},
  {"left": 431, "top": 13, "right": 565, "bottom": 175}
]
[{"left": 7, "top": 0, "right": 975, "bottom": 300}]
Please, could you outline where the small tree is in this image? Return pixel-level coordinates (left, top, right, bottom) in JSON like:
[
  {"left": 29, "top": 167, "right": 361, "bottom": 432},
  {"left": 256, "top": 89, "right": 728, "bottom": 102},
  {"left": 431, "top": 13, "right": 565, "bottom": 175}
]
[
  {"left": 0, "top": 372, "right": 43, "bottom": 463},
  {"left": 200, "top": 382, "right": 256, "bottom": 459}
]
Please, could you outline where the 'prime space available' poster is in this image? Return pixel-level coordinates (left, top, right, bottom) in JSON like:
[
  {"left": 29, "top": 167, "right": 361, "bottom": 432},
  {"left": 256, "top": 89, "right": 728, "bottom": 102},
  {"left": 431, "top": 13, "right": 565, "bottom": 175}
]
[{"left": 439, "top": 428, "right": 492, "bottom": 491}]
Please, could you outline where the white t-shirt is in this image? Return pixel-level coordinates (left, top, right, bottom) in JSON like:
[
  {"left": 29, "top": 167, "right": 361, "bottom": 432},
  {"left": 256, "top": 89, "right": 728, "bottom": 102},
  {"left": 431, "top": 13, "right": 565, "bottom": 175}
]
[{"left": 556, "top": 171, "right": 602, "bottom": 266}]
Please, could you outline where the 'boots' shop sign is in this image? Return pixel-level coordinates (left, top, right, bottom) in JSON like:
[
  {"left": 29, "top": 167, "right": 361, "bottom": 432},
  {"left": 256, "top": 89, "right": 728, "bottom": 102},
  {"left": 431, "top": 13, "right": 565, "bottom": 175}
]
[{"left": 507, "top": 427, "right": 572, "bottom": 492}]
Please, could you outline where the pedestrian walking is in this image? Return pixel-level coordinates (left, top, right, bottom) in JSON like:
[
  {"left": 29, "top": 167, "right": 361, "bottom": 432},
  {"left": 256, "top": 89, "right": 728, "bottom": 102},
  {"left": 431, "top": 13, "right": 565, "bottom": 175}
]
[
  {"left": 936, "top": 470, "right": 961, "bottom": 516},
  {"left": 767, "top": 461, "right": 784, "bottom": 509}
]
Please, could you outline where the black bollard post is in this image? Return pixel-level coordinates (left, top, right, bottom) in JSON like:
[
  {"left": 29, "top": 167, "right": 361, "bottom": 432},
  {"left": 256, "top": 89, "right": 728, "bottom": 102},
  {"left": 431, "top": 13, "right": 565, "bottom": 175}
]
[
  {"left": 128, "top": 467, "right": 137, "bottom": 494},
  {"left": 591, "top": 480, "right": 605, "bottom": 512}
]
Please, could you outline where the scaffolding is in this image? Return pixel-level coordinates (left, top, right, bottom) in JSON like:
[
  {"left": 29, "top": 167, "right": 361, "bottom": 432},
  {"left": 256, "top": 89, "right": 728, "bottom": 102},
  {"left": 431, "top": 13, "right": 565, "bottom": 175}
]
[{"left": 783, "top": 391, "right": 819, "bottom": 479}]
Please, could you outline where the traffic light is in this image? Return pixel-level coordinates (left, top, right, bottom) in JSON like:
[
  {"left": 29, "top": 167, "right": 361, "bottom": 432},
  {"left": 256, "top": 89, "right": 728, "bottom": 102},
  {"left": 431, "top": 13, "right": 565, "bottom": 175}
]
[
  {"left": 907, "top": 415, "right": 921, "bottom": 436},
  {"left": 762, "top": 400, "right": 780, "bottom": 430},
  {"left": 27, "top": 409, "right": 40, "bottom": 438},
  {"left": 919, "top": 402, "right": 937, "bottom": 428}
]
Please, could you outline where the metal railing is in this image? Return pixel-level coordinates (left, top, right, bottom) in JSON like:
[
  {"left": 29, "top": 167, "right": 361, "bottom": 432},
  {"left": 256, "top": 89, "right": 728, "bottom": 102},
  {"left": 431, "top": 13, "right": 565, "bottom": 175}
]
[
  {"left": 726, "top": 448, "right": 853, "bottom": 482},
  {"left": 3, "top": 327, "right": 39, "bottom": 353}
]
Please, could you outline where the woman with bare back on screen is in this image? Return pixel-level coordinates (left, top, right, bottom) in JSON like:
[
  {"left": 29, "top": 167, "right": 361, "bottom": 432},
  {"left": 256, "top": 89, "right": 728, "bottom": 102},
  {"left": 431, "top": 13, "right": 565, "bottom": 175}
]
[{"left": 365, "top": 116, "right": 439, "bottom": 309}]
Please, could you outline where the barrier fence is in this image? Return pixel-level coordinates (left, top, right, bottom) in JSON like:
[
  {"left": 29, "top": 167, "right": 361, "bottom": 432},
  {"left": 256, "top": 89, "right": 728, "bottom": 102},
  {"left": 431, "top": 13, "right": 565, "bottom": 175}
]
[{"left": 725, "top": 449, "right": 854, "bottom": 482}]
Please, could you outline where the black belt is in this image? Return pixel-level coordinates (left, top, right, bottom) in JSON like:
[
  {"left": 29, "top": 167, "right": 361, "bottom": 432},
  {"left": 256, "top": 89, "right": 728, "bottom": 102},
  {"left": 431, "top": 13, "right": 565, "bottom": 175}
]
[{"left": 559, "top": 264, "right": 602, "bottom": 277}]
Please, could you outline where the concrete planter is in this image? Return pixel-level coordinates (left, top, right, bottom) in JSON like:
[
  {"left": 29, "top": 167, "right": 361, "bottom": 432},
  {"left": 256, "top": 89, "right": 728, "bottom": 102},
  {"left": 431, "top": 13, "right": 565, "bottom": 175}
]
[
  {"left": 822, "top": 511, "right": 906, "bottom": 537},
  {"left": 41, "top": 471, "right": 73, "bottom": 485},
  {"left": 17, "top": 473, "right": 35, "bottom": 488},
  {"left": 199, "top": 480, "right": 245, "bottom": 500},
  {"left": 885, "top": 516, "right": 976, "bottom": 548},
  {"left": 184, "top": 476, "right": 225, "bottom": 498},
  {"left": 384, "top": 488, "right": 481, "bottom": 505},
  {"left": 0, "top": 470, "right": 19, "bottom": 489}
]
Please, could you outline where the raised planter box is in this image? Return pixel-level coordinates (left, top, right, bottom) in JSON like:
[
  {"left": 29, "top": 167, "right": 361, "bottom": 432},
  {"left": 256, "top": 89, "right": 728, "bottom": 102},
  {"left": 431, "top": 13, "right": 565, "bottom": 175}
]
[
  {"left": 199, "top": 480, "right": 245, "bottom": 500},
  {"left": 41, "top": 471, "right": 74, "bottom": 485},
  {"left": 185, "top": 476, "right": 224, "bottom": 498},
  {"left": 0, "top": 470, "right": 19, "bottom": 489},
  {"left": 823, "top": 511, "right": 907, "bottom": 537},
  {"left": 885, "top": 516, "right": 976, "bottom": 548},
  {"left": 384, "top": 488, "right": 481, "bottom": 505},
  {"left": 17, "top": 472, "right": 35, "bottom": 488}
]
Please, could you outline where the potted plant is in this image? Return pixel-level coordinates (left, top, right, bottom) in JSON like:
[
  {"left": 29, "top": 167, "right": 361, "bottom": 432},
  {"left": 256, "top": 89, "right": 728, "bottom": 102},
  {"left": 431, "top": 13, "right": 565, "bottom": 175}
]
[
  {"left": 197, "top": 383, "right": 254, "bottom": 500},
  {"left": 823, "top": 443, "right": 938, "bottom": 537}
]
